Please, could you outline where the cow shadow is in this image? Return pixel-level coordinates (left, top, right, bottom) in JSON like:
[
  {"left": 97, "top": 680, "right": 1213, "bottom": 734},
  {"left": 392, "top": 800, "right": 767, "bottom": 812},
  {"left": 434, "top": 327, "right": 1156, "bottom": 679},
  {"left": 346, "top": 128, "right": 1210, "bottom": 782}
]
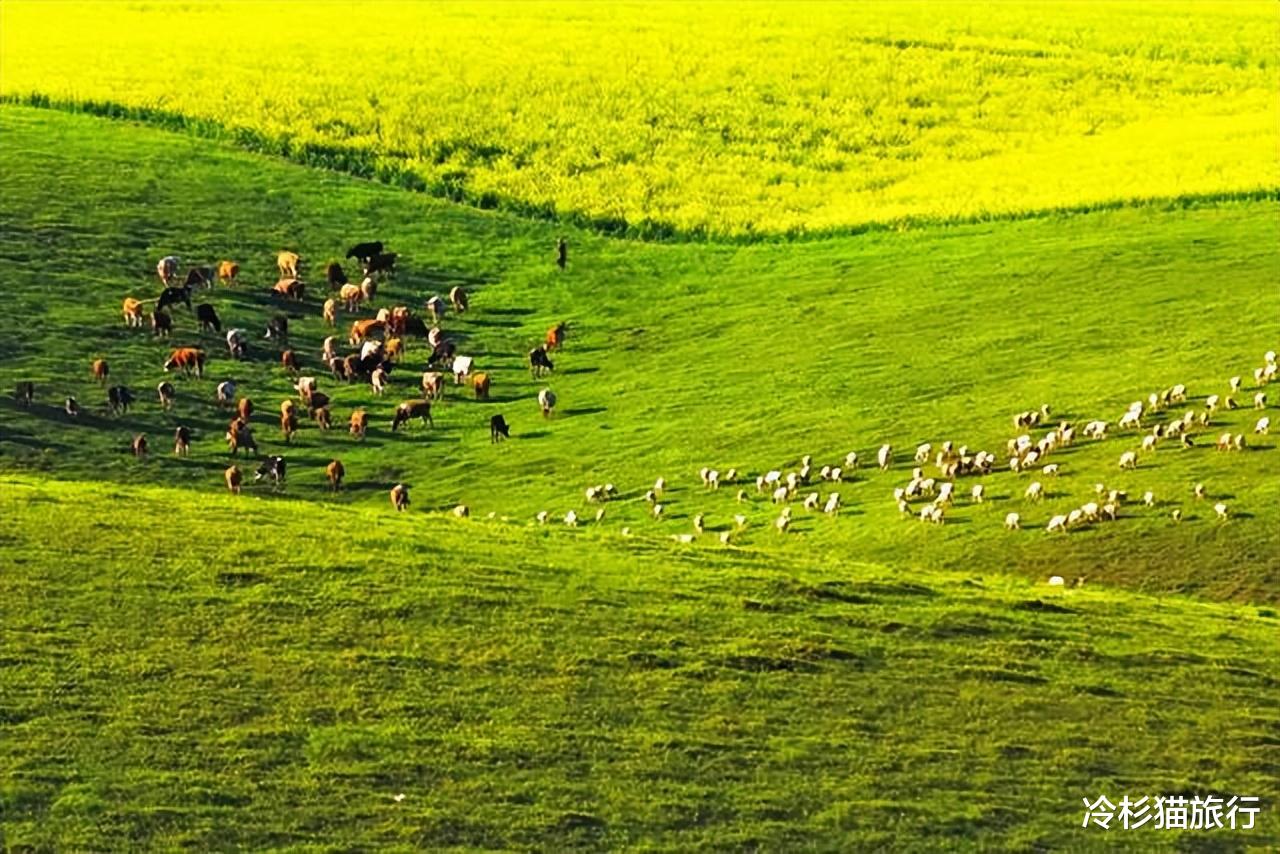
[
  {"left": 519, "top": 430, "right": 550, "bottom": 440},
  {"left": 563, "top": 366, "right": 599, "bottom": 376},
  {"left": 565, "top": 406, "right": 606, "bottom": 417}
]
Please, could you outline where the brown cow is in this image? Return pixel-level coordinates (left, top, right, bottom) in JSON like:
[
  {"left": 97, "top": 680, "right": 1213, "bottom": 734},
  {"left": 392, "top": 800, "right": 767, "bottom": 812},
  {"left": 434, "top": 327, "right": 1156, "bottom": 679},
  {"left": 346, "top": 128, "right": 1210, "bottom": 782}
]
[
  {"left": 173, "top": 425, "right": 192, "bottom": 456},
  {"left": 339, "top": 283, "right": 363, "bottom": 312},
  {"left": 163, "top": 348, "right": 206, "bottom": 378},
  {"left": 237, "top": 397, "right": 253, "bottom": 423},
  {"left": 273, "top": 278, "right": 305, "bottom": 301},
  {"left": 280, "top": 410, "right": 298, "bottom": 443},
  {"left": 122, "top": 298, "right": 146, "bottom": 328},
  {"left": 92, "top": 358, "right": 110, "bottom": 384},
  {"left": 185, "top": 267, "right": 215, "bottom": 289},
  {"left": 390, "top": 483, "right": 410, "bottom": 511},
  {"left": 349, "top": 408, "right": 368, "bottom": 440},
  {"left": 314, "top": 407, "right": 332, "bottom": 430},
  {"left": 385, "top": 337, "right": 404, "bottom": 362},
  {"left": 360, "top": 277, "right": 378, "bottom": 303},
  {"left": 225, "top": 465, "right": 243, "bottom": 494},
  {"left": 472, "top": 371, "right": 491, "bottom": 401},
  {"left": 546, "top": 321, "right": 568, "bottom": 351},
  {"left": 323, "top": 299, "right": 337, "bottom": 327},
  {"left": 277, "top": 250, "right": 301, "bottom": 278},
  {"left": 326, "top": 459, "right": 345, "bottom": 492},
  {"left": 449, "top": 286, "right": 468, "bottom": 314},
  {"left": 391, "top": 399, "right": 433, "bottom": 431},
  {"left": 326, "top": 262, "right": 348, "bottom": 290},
  {"left": 421, "top": 371, "right": 444, "bottom": 400},
  {"left": 349, "top": 318, "right": 385, "bottom": 345},
  {"left": 281, "top": 349, "right": 299, "bottom": 374},
  {"left": 226, "top": 417, "right": 256, "bottom": 456},
  {"left": 281, "top": 399, "right": 297, "bottom": 419},
  {"left": 131, "top": 433, "right": 148, "bottom": 458},
  {"left": 218, "top": 260, "right": 240, "bottom": 285}
]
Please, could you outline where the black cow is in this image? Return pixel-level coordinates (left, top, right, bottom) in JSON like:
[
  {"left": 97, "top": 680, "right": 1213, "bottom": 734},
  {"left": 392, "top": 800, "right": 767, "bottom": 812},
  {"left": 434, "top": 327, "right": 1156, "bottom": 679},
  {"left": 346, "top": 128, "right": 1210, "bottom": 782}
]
[
  {"left": 346, "top": 241, "right": 383, "bottom": 263},
  {"left": 185, "top": 267, "right": 215, "bottom": 289},
  {"left": 326, "top": 261, "right": 349, "bottom": 290},
  {"left": 107, "top": 385, "right": 135, "bottom": 415},
  {"left": 15, "top": 381, "right": 33, "bottom": 407},
  {"left": 490, "top": 414, "right": 510, "bottom": 443},
  {"left": 265, "top": 315, "right": 289, "bottom": 340},
  {"left": 151, "top": 310, "right": 173, "bottom": 337},
  {"left": 64, "top": 396, "right": 80, "bottom": 417},
  {"left": 174, "top": 425, "right": 192, "bottom": 455},
  {"left": 196, "top": 303, "right": 222, "bottom": 333},
  {"left": 157, "top": 285, "right": 192, "bottom": 313},
  {"left": 363, "top": 252, "right": 397, "bottom": 278},
  {"left": 529, "top": 345, "right": 555, "bottom": 378},
  {"left": 254, "top": 455, "right": 287, "bottom": 488},
  {"left": 402, "top": 315, "right": 430, "bottom": 339}
]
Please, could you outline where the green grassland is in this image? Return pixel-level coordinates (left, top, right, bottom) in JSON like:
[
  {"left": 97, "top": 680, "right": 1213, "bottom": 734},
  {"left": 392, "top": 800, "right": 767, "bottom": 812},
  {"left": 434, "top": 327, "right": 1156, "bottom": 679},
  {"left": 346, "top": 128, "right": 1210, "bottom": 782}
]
[
  {"left": 2, "top": 1, "right": 1277, "bottom": 236},
  {"left": 1, "top": 107, "right": 1277, "bottom": 607},
  {"left": 2, "top": 475, "right": 1279, "bottom": 851}
]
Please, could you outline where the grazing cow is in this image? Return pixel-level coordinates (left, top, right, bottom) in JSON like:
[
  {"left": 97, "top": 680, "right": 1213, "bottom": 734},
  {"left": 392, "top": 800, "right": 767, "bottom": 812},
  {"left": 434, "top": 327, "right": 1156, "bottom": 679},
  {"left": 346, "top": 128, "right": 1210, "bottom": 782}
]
[
  {"left": 277, "top": 250, "right": 301, "bottom": 279},
  {"left": 329, "top": 356, "right": 348, "bottom": 380},
  {"left": 157, "top": 285, "right": 193, "bottom": 313},
  {"left": 403, "top": 315, "right": 430, "bottom": 339},
  {"left": 538, "top": 388, "right": 557, "bottom": 418},
  {"left": 225, "top": 465, "right": 243, "bottom": 494},
  {"left": 326, "top": 262, "right": 349, "bottom": 290},
  {"left": 349, "top": 408, "right": 368, "bottom": 440},
  {"left": 196, "top": 303, "right": 221, "bottom": 333},
  {"left": 546, "top": 321, "right": 567, "bottom": 351},
  {"left": 15, "top": 381, "right": 34, "bottom": 407},
  {"left": 346, "top": 241, "right": 383, "bottom": 263},
  {"left": 385, "top": 306, "right": 410, "bottom": 337},
  {"left": 449, "top": 286, "right": 468, "bottom": 314},
  {"left": 217, "top": 260, "right": 239, "bottom": 285},
  {"left": 307, "top": 390, "right": 331, "bottom": 414},
  {"left": 363, "top": 252, "right": 397, "bottom": 278},
  {"left": 216, "top": 381, "right": 237, "bottom": 406},
  {"left": 273, "top": 278, "right": 305, "bottom": 301},
  {"left": 131, "top": 434, "right": 148, "bottom": 458},
  {"left": 326, "top": 459, "right": 345, "bottom": 492},
  {"left": 185, "top": 267, "right": 215, "bottom": 289},
  {"left": 323, "top": 298, "right": 337, "bottom": 327},
  {"left": 428, "top": 340, "right": 458, "bottom": 370},
  {"left": 390, "top": 483, "right": 410, "bottom": 511},
  {"left": 281, "top": 349, "right": 299, "bottom": 374},
  {"left": 173, "top": 425, "right": 192, "bottom": 456},
  {"left": 371, "top": 366, "right": 387, "bottom": 395},
  {"left": 265, "top": 315, "right": 289, "bottom": 340},
  {"left": 65, "top": 397, "right": 80, "bottom": 417},
  {"left": 339, "top": 283, "right": 363, "bottom": 312},
  {"left": 360, "top": 276, "right": 378, "bottom": 303},
  {"left": 529, "top": 345, "right": 554, "bottom": 378},
  {"left": 473, "top": 372, "right": 490, "bottom": 400},
  {"left": 151, "top": 310, "right": 173, "bottom": 337},
  {"left": 391, "top": 399, "right": 433, "bottom": 431},
  {"left": 426, "top": 296, "right": 447, "bottom": 323},
  {"left": 360, "top": 339, "right": 386, "bottom": 365},
  {"left": 321, "top": 336, "right": 338, "bottom": 364},
  {"left": 122, "top": 297, "right": 146, "bottom": 327},
  {"left": 226, "top": 328, "right": 248, "bottom": 359},
  {"left": 385, "top": 337, "right": 404, "bottom": 362},
  {"left": 341, "top": 354, "right": 361, "bottom": 381},
  {"left": 349, "top": 318, "right": 385, "bottom": 345},
  {"left": 157, "top": 255, "right": 180, "bottom": 284},
  {"left": 280, "top": 410, "right": 298, "bottom": 443},
  {"left": 225, "top": 417, "right": 256, "bottom": 455},
  {"left": 107, "top": 385, "right": 135, "bottom": 414},
  {"left": 255, "top": 455, "right": 287, "bottom": 488},
  {"left": 281, "top": 399, "right": 297, "bottom": 418},
  {"left": 556, "top": 237, "right": 567, "bottom": 270},
  {"left": 315, "top": 407, "right": 332, "bottom": 430},
  {"left": 421, "top": 371, "right": 445, "bottom": 400},
  {"left": 490, "top": 413, "right": 510, "bottom": 443},
  {"left": 157, "top": 381, "right": 176, "bottom": 410},
  {"left": 92, "top": 358, "right": 110, "bottom": 384},
  {"left": 164, "top": 348, "right": 206, "bottom": 378},
  {"left": 237, "top": 397, "right": 253, "bottom": 423}
]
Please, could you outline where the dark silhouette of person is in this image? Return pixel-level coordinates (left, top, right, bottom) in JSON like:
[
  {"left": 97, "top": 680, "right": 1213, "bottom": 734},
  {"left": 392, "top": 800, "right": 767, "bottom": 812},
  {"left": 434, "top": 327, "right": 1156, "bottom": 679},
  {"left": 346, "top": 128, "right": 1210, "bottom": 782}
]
[{"left": 556, "top": 237, "right": 567, "bottom": 270}]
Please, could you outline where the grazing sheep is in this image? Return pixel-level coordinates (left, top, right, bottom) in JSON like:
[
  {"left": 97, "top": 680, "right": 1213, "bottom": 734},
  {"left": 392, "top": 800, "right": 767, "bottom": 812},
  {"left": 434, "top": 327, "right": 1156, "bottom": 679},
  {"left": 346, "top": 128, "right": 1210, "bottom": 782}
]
[
  {"left": 915, "top": 443, "right": 932, "bottom": 463},
  {"left": 652, "top": 503, "right": 664, "bottom": 519},
  {"left": 772, "top": 485, "right": 790, "bottom": 504},
  {"left": 1255, "top": 416, "right": 1270, "bottom": 435},
  {"left": 654, "top": 477, "right": 666, "bottom": 496},
  {"left": 970, "top": 484, "right": 984, "bottom": 503},
  {"left": 1118, "top": 451, "right": 1137, "bottom": 470},
  {"left": 1215, "top": 432, "right": 1233, "bottom": 452},
  {"left": 1205, "top": 394, "right": 1220, "bottom": 414},
  {"left": 736, "top": 489, "right": 747, "bottom": 503},
  {"left": 131, "top": 433, "right": 148, "bottom": 458},
  {"left": 845, "top": 451, "right": 858, "bottom": 469},
  {"left": 1232, "top": 433, "right": 1245, "bottom": 451},
  {"left": 1214, "top": 502, "right": 1229, "bottom": 520},
  {"left": 1048, "top": 576, "right": 1065, "bottom": 587},
  {"left": 1042, "top": 463, "right": 1060, "bottom": 477},
  {"left": 216, "top": 381, "right": 236, "bottom": 406},
  {"left": 536, "top": 511, "right": 549, "bottom": 525},
  {"left": 595, "top": 508, "right": 606, "bottom": 523},
  {"left": 1255, "top": 392, "right": 1267, "bottom": 410},
  {"left": 803, "top": 492, "right": 820, "bottom": 510},
  {"left": 1101, "top": 503, "right": 1117, "bottom": 521},
  {"left": 1024, "top": 481, "right": 1043, "bottom": 502},
  {"left": 775, "top": 514, "right": 791, "bottom": 534},
  {"left": 1046, "top": 514, "right": 1068, "bottom": 533},
  {"left": 823, "top": 493, "right": 841, "bottom": 514},
  {"left": 877, "top": 444, "right": 892, "bottom": 470},
  {"left": 449, "top": 286, "right": 468, "bottom": 314},
  {"left": 371, "top": 367, "right": 387, "bottom": 396},
  {"left": 644, "top": 490, "right": 657, "bottom": 504},
  {"left": 897, "top": 498, "right": 910, "bottom": 515},
  {"left": 1004, "top": 512, "right": 1021, "bottom": 530},
  {"left": 1140, "top": 434, "right": 1158, "bottom": 453},
  {"left": 1171, "top": 508, "right": 1183, "bottom": 523},
  {"left": 1143, "top": 491, "right": 1155, "bottom": 507},
  {"left": 936, "top": 482, "right": 954, "bottom": 505},
  {"left": 564, "top": 511, "right": 578, "bottom": 527},
  {"left": 390, "top": 483, "right": 410, "bottom": 512},
  {"left": 1081, "top": 502, "right": 1100, "bottom": 521},
  {"left": 1194, "top": 483, "right": 1206, "bottom": 500},
  {"left": 1066, "top": 509, "right": 1084, "bottom": 528},
  {"left": 693, "top": 513, "right": 705, "bottom": 534},
  {"left": 1229, "top": 375, "right": 1242, "bottom": 393}
]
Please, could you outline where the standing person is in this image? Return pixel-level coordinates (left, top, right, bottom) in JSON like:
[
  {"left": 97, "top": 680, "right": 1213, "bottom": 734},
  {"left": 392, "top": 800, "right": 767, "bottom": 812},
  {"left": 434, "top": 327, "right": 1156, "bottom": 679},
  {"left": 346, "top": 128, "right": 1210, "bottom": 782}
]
[{"left": 556, "top": 237, "right": 568, "bottom": 270}]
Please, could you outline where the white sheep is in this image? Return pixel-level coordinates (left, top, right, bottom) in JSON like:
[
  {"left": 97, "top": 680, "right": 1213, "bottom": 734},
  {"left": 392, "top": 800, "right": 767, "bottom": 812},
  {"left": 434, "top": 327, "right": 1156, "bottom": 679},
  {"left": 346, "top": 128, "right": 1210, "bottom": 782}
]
[
  {"left": 1143, "top": 491, "right": 1155, "bottom": 507},
  {"left": 1170, "top": 383, "right": 1187, "bottom": 402},
  {"left": 1140, "top": 434, "right": 1158, "bottom": 453},
  {"left": 829, "top": 466, "right": 843, "bottom": 482},
  {"left": 724, "top": 468, "right": 737, "bottom": 483},
  {"left": 736, "top": 489, "right": 748, "bottom": 503},
  {"left": 719, "top": 530, "right": 733, "bottom": 545},
  {"left": 1046, "top": 514, "right": 1068, "bottom": 533},
  {"left": 1205, "top": 394, "right": 1220, "bottom": 414},
  {"left": 693, "top": 513, "right": 705, "bottom": 534},
  {"left": 1042, "top": 463, "right": 1060, "bottom": 477},
  {"left": 1118, "top": 410, "right": 1141, "bottom": 430},
  {"left": 1081, "top": 502, "right": 1100, "bottom": 521},
  {"left": 564, "top": 510, "right": 578, "bottom": 527},
  {"left": 897, "top": 498, "right": 910, "bottom": 515},
  {"left": 819, "top": 465, "right": 832, "bottom": 480},
  {"left": 1214, "top": 502, "right": 1229, "bottom": 520},
  {"left": 971, "top": 484, "right": 984, "bottom": 503},
  {"left": 654, "top": 477, "right": 666, "bottom": 496},
  {"left": 1024, "top": 481, "right": 1043, "bottom": 502},
  {"left": 775, "top": 514, "right": 791, "bottom": 534},
  {"left": 536, "top": 511, "right": 549, "bottom": 525},
  {"left": 1267, "top": 350, "right": 1278, "bottom": 365},
  {"left": 823, "top": 493, "right": 841, "bottom": 514},
  {"left": 1229, "top": 375, "right": 1242, "bottom": 393},
  {"left": 595, "top": 508, "right": 606, "bottom": 523},
  {"left": 1194, "top": 483, "right": 1206, "bottom": 500},
  {"left": 1067, "top": 508, "right": 1084, "bottom": 528},
  {"left": 733, "top": 514, "right": 747, "bottom": 528},
  {"left": 772, "top": 485, "right": 789, "bottom": 504},
  {"left": 803, "top": 492, "right": 820, "bottom": 510},
  {"left": 1118, "top": 451, "right": 1137, "bottom": 470},
  {"left": 1047, "top": 575, "right": 1065, "bottom": 587},
  {"left": 1255, "top": 416, "right": 1270, "bottom": 435},
  {"left": 915, "top": 443, "right": 932, "bottom": 463},
  {"left": 1004, "top": 512, "right": 1021, "bottom": 530},
  {"left": 1255, "top": 392, "right": 1267, "bottom": 410},
  {"left": 453, "top": 505, "right": 470, "bottom": 518},
  {"left": 1101, "top": 502, "right": 1117, "bottom": 521},
  {"left": 1215, "top": 432, "right": 1233, "bottom": 451},
  {"left": 644, "top": 489, "right": 657, "bottom": 504},
  {"left": 845, "top": 451, "right": 859, "bottom": 469},
  {"left": 652, "top": 503, "right": 664, "bottom": 519},
  {"left": 937, "top": 482, "right": 954, "bottom": 505},
  {"left": 707, "top": 470, "right": 721, "bottom": 490},
  {"left": 877, "top": 444, "right": 892, "bottom": 470},
  {"left": 1171, "top": 508, "right": 1182, "bottom": 523}
]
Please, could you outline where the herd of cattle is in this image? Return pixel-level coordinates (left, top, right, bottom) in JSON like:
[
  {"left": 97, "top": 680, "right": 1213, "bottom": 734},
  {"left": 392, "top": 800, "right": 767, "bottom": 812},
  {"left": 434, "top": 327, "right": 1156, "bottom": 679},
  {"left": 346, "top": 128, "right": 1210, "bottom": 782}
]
[{"left": 12, "top": 242, "right": 572, "bottom": 502}]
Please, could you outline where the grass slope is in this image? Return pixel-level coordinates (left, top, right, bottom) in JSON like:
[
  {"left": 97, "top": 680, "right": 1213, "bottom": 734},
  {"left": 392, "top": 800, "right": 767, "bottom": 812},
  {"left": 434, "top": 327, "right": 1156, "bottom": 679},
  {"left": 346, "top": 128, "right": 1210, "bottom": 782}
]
[
  {"left": 2, "top": 475, "right": 1278, "bottom": 851},
  {"left": 1, "top": 106, "right": 1277, "bottom": 604},
  {"left": 2, "top": 1, "right": 1277, "bottom": 236}
]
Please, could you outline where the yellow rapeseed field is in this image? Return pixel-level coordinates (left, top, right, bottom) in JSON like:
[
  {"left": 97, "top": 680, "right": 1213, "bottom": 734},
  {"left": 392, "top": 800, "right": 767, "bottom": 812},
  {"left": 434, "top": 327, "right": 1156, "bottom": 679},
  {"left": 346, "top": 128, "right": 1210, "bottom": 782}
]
[{"left": 2, "top": 1, "right": 1276, "bottom": 236}]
